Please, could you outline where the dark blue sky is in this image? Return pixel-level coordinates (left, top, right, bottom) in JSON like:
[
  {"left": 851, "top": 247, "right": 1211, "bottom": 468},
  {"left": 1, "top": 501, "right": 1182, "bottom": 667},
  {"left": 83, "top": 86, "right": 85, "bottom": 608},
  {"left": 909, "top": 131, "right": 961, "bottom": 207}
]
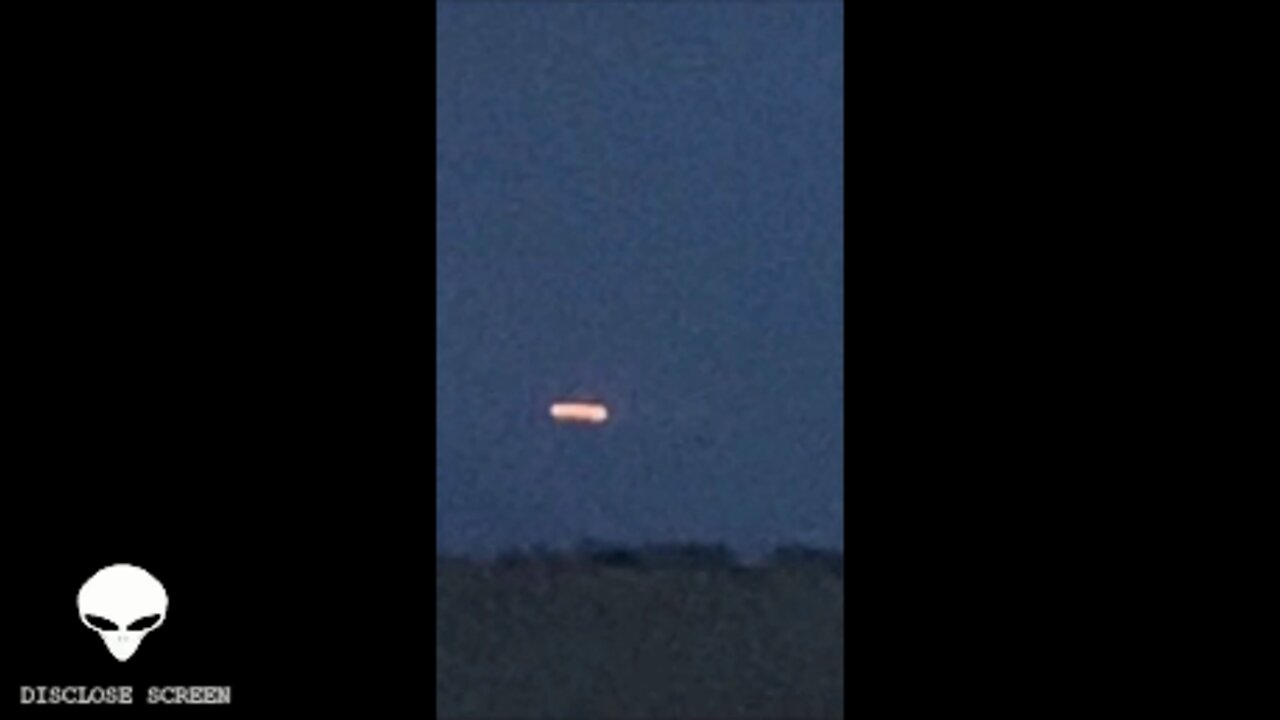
[{"left": 437, "top": 1, "right": 843, "bottom": 558}]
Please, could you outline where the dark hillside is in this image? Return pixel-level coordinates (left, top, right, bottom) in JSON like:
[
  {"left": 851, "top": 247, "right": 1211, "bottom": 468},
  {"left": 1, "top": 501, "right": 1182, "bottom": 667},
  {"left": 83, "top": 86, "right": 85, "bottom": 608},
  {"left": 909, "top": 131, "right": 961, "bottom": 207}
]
[{"left": 437, "top": 545, "right": 843, "bottom": 719}]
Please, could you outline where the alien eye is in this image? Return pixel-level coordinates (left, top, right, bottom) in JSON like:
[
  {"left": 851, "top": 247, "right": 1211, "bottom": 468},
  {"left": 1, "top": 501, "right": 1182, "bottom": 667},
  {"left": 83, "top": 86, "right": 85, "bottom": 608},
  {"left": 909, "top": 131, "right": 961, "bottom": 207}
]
[
  {"left": 128, "top": 615, "right": 162, "bottom": 631},
  {"left": 85, "top": 615, "right": 117, "bottom": 631}
]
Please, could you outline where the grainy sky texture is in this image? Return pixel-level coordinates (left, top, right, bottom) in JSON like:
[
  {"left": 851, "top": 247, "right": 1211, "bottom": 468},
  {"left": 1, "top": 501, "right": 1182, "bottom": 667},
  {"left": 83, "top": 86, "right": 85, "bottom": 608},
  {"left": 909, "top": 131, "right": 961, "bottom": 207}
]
[{"left": 437, "top": 1, "right": 843, "bottom": 558}]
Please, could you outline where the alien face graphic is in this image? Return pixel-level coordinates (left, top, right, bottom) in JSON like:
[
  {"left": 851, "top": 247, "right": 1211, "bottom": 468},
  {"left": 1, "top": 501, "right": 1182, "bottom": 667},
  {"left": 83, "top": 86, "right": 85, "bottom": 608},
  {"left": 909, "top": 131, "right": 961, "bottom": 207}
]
[{"left": 77, "top": 564, "right": 168, "bottom": 662}]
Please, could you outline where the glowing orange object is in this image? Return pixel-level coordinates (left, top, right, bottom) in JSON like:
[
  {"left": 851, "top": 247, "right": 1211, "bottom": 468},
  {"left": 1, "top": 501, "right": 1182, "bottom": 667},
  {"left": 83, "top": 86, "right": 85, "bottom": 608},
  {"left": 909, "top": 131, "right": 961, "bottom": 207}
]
[{"left": 550, "top": 402, "right": 609, "bottom": 424}]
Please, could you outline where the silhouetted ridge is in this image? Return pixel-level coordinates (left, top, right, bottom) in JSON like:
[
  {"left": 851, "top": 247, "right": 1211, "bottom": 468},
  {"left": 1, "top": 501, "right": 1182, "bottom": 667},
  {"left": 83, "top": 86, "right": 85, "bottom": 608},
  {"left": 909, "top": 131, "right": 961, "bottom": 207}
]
[
  {"left": 769, "top": 544, "right": 845, "bottom": 576},
  {"left": 442, "top": 541, "right": 842, "bottom": 575}
]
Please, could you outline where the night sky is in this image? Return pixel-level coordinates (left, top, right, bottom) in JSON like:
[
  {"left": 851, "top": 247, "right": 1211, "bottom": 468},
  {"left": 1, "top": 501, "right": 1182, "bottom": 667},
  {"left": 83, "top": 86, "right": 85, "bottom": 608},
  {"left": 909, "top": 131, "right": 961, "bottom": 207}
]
[{"left": 437, "top": 1, "right": 843, "bottom": 559}]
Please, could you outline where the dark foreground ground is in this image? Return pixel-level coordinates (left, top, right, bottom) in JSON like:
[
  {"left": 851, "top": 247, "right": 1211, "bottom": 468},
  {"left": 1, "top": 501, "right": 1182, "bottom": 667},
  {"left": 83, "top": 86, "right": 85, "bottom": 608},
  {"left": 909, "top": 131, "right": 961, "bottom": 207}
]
[{"left": 437, "top": 549, "right": 843, "bottom": 719}]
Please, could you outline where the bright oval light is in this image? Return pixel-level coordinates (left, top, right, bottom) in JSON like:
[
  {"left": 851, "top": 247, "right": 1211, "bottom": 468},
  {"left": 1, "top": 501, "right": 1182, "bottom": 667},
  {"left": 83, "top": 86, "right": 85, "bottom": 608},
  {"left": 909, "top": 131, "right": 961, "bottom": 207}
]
[{"left": 550, "top": 402, "right": 609, "bottom": 424}]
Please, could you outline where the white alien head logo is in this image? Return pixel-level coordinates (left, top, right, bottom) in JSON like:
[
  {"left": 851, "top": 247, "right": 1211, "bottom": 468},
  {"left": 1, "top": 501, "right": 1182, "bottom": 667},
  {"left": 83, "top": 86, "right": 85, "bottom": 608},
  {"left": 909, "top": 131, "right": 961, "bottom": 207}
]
[{"left": 77, "top": 564, "right": 168, "bottom": 662}]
